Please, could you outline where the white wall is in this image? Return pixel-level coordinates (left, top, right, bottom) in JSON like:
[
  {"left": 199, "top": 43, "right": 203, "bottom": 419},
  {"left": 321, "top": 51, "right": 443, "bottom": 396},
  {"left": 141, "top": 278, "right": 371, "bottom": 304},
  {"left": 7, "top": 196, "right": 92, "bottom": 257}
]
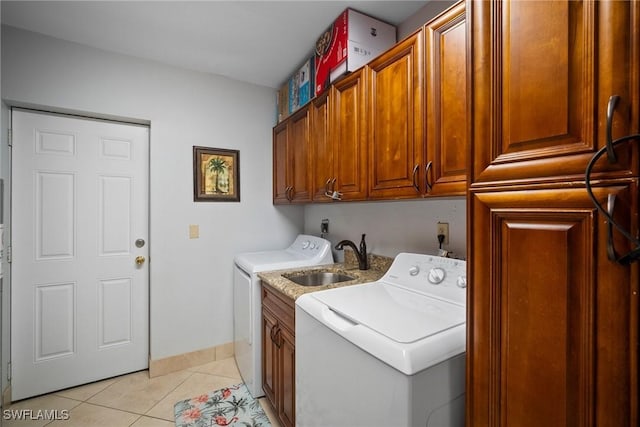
[
  {"left": 397, "top": 0, "right": 458, "bottom": 39},
  {"left": 305, "top": 197, "right": 466, "bottom": 262},
  {"left": 1, "top": 25, "right": 305, "bottom": 360}
]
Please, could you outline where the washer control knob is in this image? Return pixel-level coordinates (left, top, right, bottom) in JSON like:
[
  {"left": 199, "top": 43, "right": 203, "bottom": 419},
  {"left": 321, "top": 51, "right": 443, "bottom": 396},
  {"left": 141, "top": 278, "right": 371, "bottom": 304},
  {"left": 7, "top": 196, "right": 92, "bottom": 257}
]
[
  {"left": 456, "top": 276, "right": 467, "bottom": 288},
  {"left": 310, "top": 242, "right": 316, "bottom": 249},
  {"left": 428, "top": 267, "right": 446, "bottom": 284},
  {"left": 408, "top": 266, "right": 420, "bottom": 276},
  {"left": 302, "top": 240, "right": 310, "bottom": 249}
]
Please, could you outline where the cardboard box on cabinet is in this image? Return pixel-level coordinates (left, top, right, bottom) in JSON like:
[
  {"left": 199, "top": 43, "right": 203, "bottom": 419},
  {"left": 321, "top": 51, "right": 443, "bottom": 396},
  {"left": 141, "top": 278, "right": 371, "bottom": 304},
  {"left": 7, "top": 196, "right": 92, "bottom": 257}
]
[
  {"left": 288, "top": 56, "right": 315, "bottom": 114},
  {"left": 277, "top": 82, "right": 290, "bottom": 122},
  {"left": 314, "top": 8, "right": 396, "bottom": 96}
]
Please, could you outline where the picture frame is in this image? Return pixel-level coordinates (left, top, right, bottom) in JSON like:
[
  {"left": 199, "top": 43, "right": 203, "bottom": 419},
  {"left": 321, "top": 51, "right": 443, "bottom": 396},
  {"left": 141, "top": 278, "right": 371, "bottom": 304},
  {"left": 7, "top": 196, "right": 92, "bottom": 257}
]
[{"left": 193, "top": 146, "right": 240, "bottom": 202}]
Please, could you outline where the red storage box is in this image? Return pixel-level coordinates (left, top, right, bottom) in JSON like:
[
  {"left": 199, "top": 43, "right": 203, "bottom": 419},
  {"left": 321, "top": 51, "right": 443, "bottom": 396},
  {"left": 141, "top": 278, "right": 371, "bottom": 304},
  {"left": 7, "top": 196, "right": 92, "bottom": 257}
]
[{"left": 314, "top": 8, "right": 396, "bottom": 96}]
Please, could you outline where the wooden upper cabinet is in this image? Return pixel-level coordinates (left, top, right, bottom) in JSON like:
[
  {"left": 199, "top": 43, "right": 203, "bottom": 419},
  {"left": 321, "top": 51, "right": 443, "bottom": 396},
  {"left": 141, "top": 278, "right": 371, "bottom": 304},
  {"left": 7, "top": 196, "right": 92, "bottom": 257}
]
[
  {"left": 470, "top": 0, "right": 638, "bottom": 187},
  {"left": 330, "top": 68, "right": 368, "bottom": 201},
  {"left": 311, "top": 69, "right": 367, "bottom": 202},
  {"left": 273, "top": 107, "right": 312, "bottom": 204},
  {"left": 288, "top": 108, "right": 312, "bottom": 202},
  {"left": 425, "top": 1, "right": 467, "bottom": 196},
  {"left": 273, "top": 121, "right": 289, "bottom": 204},
  {"left": 368, "top": 30, "right": 425, "bottom": 200},
  {"left": 310, "top": 92, "right": 332, "bottom": 201}
]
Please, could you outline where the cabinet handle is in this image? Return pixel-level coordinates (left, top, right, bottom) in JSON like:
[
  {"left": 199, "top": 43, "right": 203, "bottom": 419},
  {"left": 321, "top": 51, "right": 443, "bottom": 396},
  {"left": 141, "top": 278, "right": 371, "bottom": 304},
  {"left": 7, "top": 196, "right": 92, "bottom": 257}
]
[
  {"left": 605, "top": 95, "right": 620, "bottom": 163},
  {"left": 270, "top": 322, "right": 282, "bottom": 348},
  {"left": 287, "top": 186, "right": 295, "bottom": 201},
  {"left": 425, "top": 161, "right": 433, "bottom": 193},
  {"left": 324, "top": 178, "right": 341, "bottom": 200},
  {"left": 269, "top": 322, "right": 277, "bottom": 342},
  {"left": 274, "top": 326, "right": 282, "bottom": 348},
  {"left": 411, "top": 164, "right": 420, "bottom": 193}
]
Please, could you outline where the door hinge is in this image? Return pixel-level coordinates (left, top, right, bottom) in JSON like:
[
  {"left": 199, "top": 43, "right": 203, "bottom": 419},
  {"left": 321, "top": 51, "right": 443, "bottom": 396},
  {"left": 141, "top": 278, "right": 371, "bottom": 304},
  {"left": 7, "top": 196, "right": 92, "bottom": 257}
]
[
  {"left": 6, "top": 246, "right": 11, "bottom": 264},
  {"left": 7, "top": 129, "right": 12, "bottom": 147},
  {"left": 7, "top": 362, "right": 11, "bottom": 382}
]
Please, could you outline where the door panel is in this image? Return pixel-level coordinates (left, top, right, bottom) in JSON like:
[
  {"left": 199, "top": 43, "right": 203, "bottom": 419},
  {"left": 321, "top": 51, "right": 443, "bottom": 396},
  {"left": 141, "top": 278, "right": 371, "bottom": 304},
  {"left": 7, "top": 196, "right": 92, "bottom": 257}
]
[
  {"left": 333, "top": 69, "right": 367, "bottom": 200},
  {"left": 470, "top": 0, "right": 637, "bottom": 187},
  {"left": 35, "top": 282, "right": 75, "bottom": 361},
  {"left": 262, "top": 307, "right": 278, "bottom": 407},
  {"left": 99, "top": 176, "right": 131, "bottom": 255},
  {"left": 279, "top": 327, "right": 295, "bottom": 427},
  {"left": 425, "top": 2, "right": 467, "bottom": 196},
  {"left": 468, "top": 183, "right": 637, "bottom": 426},
  {"left": 35, "top": 172, "right": 75, "bottom": 259},
  {"left": 98, "top": 278, "right": 132, "bottom": 347},
  {"left": 368, "top": 31, "right": 424, "bottom": 199},
  {"left": 12, "top": 110, "right": 149, "bottom": 400},
  {"left": 289, "top": 109, "right": 312, "bottom": 202},
  {"left": 310, "top": 92, "right": 332, "bottom": 201},
  {"left": 272, "top": 122, "right": 289, "bottom": 203}
]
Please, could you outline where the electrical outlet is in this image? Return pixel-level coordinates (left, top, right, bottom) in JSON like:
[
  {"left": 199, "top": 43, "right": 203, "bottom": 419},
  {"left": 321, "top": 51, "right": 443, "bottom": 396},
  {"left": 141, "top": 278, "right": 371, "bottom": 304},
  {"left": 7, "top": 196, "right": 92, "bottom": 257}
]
[
  {"left": 321, "top": 219, "right": 329, "bottom": 234},
  {"left": 437, "top": 222, "right": 449, "bottom": 245}
]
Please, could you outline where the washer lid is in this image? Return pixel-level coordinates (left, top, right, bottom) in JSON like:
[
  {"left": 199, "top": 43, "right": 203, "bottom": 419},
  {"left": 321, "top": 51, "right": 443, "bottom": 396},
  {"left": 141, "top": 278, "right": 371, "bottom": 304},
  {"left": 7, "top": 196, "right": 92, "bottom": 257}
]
[
  {"left": 311, "top": 282, "right": 465, "bottom": 344},
  {"left": 234, "top": 250, "right": 307, "bottom": 273}
]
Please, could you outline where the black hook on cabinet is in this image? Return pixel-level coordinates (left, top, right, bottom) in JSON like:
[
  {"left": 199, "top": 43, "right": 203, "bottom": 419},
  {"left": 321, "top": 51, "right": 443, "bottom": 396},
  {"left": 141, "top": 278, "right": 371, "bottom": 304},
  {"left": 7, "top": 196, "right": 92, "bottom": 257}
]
[{"left": 585, "top": 94, "right": 640, "bottom": 265}]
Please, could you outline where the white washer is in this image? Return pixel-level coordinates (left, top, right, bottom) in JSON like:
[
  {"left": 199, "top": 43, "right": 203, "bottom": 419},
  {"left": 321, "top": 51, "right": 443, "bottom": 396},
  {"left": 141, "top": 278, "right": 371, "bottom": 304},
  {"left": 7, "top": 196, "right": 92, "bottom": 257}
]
[
  {"left": 233, "top": 234, "right": 333, "bottom": 398},
  {"left": 296, "top": 253, "right": 467, "bottom": 427}
]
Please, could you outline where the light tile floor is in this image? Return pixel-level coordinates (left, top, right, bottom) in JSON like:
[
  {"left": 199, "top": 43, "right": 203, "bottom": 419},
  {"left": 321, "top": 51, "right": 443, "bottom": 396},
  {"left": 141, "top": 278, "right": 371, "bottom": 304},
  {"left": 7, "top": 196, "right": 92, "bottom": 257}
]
[{"left": 3, "top": 357, "right": 281, "bottom": 427}]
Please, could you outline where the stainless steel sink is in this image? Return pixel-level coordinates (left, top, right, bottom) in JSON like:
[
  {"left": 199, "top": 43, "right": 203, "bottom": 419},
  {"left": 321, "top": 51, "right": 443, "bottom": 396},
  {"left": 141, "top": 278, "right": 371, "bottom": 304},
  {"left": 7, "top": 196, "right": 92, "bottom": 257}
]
[{"left": 285, "top": 271, "right": 355, "bottom": 287}]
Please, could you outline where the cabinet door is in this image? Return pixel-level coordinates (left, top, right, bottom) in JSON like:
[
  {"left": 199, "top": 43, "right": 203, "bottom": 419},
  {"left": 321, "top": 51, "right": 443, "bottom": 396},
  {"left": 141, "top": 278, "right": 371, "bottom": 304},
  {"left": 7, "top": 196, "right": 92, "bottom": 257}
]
[
  {"left": 278, "top": 326, "right": 296, "bottom": 427},
  {"left": 467, "top": 183, "right": 638, "bottom": 427},
  {"left": 470, "top": 0, "right": 638, "bottom": 187},
  {"left": 310, "top": 91, "right": 332, "bottom": 201},
  {"left": 368, "top": 31, "right": 424, "bottom": 199},
  {"left": 273, "top": 121, "right": 289, "bottom": 204},
  {"left": 288, "top": 108, "right": 312, "bottom": 203},
  {"left": 425, "top": 2, "right": 467, "bottom": 196},
  {"left": 332, "top": 68, "right": 368, "bottom": 200},
  {"left": 261, "top": 308, "right": 279, "bottom": 407}
]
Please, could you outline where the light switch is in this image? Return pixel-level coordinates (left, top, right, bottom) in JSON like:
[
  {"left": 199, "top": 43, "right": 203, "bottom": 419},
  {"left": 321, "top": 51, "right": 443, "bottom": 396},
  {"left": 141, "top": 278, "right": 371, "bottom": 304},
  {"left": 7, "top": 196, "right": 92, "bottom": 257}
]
[{"left": 189, "top": 224, "right": 199, "bottom": 239}]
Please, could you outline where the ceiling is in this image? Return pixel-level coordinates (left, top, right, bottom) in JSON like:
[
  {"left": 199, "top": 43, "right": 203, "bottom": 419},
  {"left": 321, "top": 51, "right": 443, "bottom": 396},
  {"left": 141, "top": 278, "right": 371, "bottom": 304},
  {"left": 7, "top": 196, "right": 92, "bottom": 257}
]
[{"left": 1, "top": 1, "right": 428, "bottom": 88}]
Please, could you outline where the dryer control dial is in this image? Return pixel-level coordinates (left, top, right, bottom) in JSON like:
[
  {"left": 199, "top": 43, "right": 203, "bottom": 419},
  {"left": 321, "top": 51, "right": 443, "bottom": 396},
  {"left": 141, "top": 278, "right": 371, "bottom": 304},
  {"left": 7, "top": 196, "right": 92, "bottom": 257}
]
[
  {"left": 428, "top": 267, "right": 446, "bottom": 284},
  {"left": 408, "top": 266, "right": 420, "bottom": 276},
  {"left": 456, "top": 276, "right": 467, "bottom": 288}
]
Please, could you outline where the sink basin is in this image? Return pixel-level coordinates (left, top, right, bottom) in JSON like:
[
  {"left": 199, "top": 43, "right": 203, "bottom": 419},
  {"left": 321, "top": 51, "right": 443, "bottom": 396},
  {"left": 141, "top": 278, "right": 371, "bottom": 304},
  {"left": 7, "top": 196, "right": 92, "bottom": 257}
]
[{"left": 285, "top": 271, "right": 355, "bottom": 287}]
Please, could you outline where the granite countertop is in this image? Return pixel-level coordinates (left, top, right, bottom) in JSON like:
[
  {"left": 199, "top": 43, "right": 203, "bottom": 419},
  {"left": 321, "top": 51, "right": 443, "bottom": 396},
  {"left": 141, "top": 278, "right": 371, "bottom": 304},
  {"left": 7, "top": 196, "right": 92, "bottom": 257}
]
[{"left": 258, "top": 250, "right": 393, "bottom": 301}]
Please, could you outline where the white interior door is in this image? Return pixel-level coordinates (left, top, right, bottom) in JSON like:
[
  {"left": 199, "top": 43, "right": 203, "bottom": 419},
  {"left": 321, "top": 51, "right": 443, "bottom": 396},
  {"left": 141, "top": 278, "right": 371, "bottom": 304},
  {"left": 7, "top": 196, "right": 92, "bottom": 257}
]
[{"left": 11, "top": 109, "right": 149, "bottom": 400}]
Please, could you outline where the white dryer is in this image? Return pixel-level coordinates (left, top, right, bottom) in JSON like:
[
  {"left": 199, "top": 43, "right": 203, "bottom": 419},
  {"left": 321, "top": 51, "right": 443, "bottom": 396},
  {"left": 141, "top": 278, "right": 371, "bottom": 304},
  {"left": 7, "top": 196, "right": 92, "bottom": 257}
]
[
  {"left": 295, "top": 253, "right": 467, "bottom": 427},
  {"left": 233, "top": 235, "right": 333, "bottom": 398}
]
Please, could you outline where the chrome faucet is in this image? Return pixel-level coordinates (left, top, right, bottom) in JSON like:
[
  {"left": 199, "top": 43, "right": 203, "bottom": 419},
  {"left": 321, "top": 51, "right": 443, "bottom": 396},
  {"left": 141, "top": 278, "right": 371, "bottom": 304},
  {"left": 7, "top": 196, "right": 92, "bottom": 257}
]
[{"left": 335, "top": 234, "right": 369, "bottom": 270}]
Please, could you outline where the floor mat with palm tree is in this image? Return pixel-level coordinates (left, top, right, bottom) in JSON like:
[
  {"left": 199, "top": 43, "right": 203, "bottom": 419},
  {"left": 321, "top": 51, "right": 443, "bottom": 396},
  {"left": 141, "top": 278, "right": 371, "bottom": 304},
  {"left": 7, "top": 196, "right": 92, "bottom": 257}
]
[{"left": 174, "top": 383, "right": 271, "bottom": 427}]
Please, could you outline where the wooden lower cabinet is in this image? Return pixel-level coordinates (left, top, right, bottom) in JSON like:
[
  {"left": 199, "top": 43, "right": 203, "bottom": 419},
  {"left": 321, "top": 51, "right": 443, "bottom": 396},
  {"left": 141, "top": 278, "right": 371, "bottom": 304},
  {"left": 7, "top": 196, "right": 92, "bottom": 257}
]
[
  {"left": 261, "top": 283, "right": 296, "bottom": 427},
  {"left": 467, "top": 182, "right": 639, "bottom": 426}
]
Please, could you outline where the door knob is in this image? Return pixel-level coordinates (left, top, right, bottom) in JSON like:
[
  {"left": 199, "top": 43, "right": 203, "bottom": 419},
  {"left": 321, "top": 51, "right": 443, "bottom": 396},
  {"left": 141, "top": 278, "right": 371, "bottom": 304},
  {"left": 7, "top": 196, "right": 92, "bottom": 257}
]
[{"left": 135, "top": 256, "right": 146, "bottom": 266}]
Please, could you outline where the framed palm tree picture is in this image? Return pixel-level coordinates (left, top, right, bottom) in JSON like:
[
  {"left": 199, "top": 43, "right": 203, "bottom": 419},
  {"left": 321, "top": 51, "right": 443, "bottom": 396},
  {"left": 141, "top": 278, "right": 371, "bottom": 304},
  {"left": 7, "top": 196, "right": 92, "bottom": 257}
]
[{"left": 193, "top": 146, "right": 240, "bottom": 202}]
